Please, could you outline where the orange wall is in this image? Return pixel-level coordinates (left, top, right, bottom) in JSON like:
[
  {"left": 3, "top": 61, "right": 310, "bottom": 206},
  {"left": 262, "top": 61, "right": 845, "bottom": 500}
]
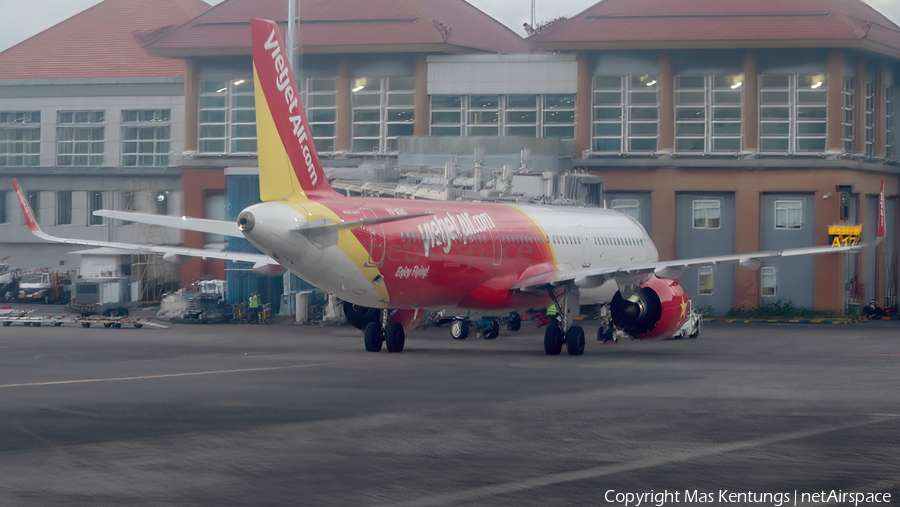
[{"left": 180, "top": 168, "right": 226, "bottom": 282}]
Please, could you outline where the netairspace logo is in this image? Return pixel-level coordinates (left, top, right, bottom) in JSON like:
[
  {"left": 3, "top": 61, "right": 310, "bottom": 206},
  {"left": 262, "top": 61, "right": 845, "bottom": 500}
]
[{"left": 604, "top": 489, "right": 892, "bottom": 507}]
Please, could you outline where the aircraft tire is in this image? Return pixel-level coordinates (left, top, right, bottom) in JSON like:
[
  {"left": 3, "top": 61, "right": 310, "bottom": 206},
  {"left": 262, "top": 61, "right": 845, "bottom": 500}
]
[
  {"left": 506, "top": 312, "right": 521, "bottom": 332},
  {"left": 385, "top": 322, "right": 405, "bottom": 353},
  {"left": 543, "top": 320, "right": 563, "bottom": 355},
  {"left": 450, "top": 319, "right": 469, "bottom": 339},
  {"left": 566, "top": 325, "right": 585, "bottom": 355},
  {"left": 486, "top": 318, "right": 500, "bottom": 339},
  {"left": 364, "top": 322, "right": 384, "bottom": 352}
]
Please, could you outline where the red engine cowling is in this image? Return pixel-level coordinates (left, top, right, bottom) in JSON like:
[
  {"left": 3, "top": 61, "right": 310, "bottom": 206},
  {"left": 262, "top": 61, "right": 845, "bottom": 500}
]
[{"left": 609, "top": 276, "right": 690, "bottom": 340}]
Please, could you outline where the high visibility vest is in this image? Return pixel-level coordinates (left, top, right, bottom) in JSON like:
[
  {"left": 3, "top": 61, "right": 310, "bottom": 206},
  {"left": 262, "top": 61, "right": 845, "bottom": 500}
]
[
  {"left": 547, "top": 304, "right": 559, "bottom": 315},
  {"left": 249, "top": 294, "right": 261, "bottom": 309}
]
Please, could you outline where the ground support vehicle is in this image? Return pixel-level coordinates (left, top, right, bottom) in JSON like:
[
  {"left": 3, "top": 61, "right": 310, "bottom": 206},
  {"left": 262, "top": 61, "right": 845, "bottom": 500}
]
[{"left": 72, "top": 315, "right": 167, "bottom": 329}]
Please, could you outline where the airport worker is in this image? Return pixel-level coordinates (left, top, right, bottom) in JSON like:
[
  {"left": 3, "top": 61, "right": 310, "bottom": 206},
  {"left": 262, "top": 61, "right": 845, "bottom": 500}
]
[{"left": 248, "top": 291, "right": 261, "bottom": 323}]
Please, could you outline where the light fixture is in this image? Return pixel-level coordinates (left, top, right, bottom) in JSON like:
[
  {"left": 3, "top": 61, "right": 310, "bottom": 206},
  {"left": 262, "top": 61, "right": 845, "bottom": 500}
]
[
  {"left": 647, "top": 80, "right": 657, "bottom": 86},
  {"left": 352, "top": 85, "right": 365, "bottom": 92},
  {"left": 233, "top": 79, "right": 245, "bottom": 86},
  {"left": 731, "top": 81, "right": 743, "bottom": 89},
  {"left": 811, "top": 81, "right": 823, "bottom": 89},
  {"left": 216, "top": 87, "right": 227, "bottom": 93}
]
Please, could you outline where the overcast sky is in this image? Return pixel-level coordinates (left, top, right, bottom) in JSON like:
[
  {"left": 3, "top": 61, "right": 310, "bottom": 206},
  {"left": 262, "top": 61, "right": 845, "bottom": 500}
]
[{"left": 1, "top": 0, "right": 900, "bottom": 53}]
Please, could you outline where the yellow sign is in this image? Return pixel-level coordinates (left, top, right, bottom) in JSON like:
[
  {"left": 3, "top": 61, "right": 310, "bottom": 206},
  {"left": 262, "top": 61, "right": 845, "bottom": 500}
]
[{"left": 828, "top": 225, "right": 862, "bottom": 247}]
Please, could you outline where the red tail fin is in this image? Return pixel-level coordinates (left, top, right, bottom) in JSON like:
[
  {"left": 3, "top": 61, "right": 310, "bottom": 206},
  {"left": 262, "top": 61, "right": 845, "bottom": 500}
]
[{"left": 251, "top": 18, "right": 337, "bottom": 201}]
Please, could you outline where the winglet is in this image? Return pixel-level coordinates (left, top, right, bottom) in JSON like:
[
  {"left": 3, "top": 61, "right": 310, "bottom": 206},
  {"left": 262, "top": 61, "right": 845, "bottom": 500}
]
[
  {"left": 12, "top": 179, "right": 40, "bottom": 233},
  {"left": 878, "top": 178, "right": 885, "bottom": 240}
]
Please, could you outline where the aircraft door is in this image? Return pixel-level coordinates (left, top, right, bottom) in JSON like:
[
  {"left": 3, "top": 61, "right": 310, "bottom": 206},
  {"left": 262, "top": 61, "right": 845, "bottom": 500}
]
[
  {"left": 578, "top": 224, "right": 592, "bottom": 267},
  {"left": 359, "top": 208, "right": 385, "bottom": 267},
  {"left": 489, "top": 229, "right": 502, "bottom": 266}
]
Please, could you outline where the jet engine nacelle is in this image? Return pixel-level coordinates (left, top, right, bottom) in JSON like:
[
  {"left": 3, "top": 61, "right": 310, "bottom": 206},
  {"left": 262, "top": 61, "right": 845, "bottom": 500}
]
[{"left": 610, "top": 276, "right": 690, "bottom": 339}]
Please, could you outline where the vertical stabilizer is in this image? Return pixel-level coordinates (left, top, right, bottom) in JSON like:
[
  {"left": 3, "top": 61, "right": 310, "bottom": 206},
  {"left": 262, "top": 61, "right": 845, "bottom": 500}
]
[{"left": 251, "top": 18, "right": 338, "bottom": 202}]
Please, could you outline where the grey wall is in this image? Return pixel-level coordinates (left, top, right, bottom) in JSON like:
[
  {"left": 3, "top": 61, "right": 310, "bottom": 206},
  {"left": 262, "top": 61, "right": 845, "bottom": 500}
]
[
  {"left": 760, "top": 193, "right": 815, "bottom": 308},
  {"left": 676, "top": 192, "right": 735, "bottom": 315}
]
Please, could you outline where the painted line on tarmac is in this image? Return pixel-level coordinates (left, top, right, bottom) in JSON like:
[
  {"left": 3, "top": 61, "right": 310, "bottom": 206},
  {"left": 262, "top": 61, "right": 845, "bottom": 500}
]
[
  {"left": 382, "top": 416, "right": 895, "bottom": 507},
  {"left": 0, "top": 362, "right": 351, "bottom": 389}
]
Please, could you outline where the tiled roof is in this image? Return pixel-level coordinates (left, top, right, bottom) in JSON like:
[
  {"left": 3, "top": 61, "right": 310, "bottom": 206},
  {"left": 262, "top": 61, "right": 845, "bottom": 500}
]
[
  {"left": 534, "top": 0, "right": 900, "bottom": 54},
  {"left": 146, "top": 0, "right": 529, "bottom": 56},
  {"left": 0, "top": 0, "right": 210, "bottom": 80}
]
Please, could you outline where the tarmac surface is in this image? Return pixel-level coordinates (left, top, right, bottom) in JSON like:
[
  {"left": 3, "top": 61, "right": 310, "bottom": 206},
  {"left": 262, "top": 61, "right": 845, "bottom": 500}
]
[{"left": 0, "top": 307, "right": 898, "bottom": 506}]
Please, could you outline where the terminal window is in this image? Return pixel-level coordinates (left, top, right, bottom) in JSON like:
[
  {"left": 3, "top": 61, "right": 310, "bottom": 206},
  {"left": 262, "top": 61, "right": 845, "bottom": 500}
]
[
  {"left": 761, "top": 266, "right": 777, "bottom": 296},
  {"left": 774, "top": 200, "right": 802, "bottom": 229},
  {"left": 698, "top": 266, "right": 714, "bottom": 295},
  {"left": 122, "top": 109, "right": 170, "bottom": 167},
  {"left": 57, "top": 111, "right": 104, "bottom": 166},
  {"left": 693, "top": 199, "right": 721, "bottom": 229},
  {"left": 0, "top": 111, "right": 40, "bottom": 167}
]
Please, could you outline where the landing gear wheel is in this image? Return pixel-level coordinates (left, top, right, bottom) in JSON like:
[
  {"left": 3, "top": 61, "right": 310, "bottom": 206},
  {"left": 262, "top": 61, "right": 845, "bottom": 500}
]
[
  {"left": 364, "top": 322, "right": 384, "bottom": 352},
  {"left": 566, "top": 325, "right": 585, "bottom": 355},
  {"left": 506, "top": 312, "right": 521, "bottom": 332},
  {"left": 485, "top": 318, "right": 500, "bottom": 339},
  {"left": 543, "top": 319, "right": 563, "bottom": 355},
  {"left": 450, "top": 319, "right": 469, "bottom": 340},
  {"left": 385, "top": 322, "right": 405, "bottom": 353}
]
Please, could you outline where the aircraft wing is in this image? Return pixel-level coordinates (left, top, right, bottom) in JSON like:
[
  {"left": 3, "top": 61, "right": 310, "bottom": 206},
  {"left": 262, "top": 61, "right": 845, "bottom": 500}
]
[
  {"left": 12, "top": 179, "right": 274, "bottom": 267},
  {"left": 93, "top": 210, "right": 244, "bottom": 238},
  {"left": 510, "top": 240, "right": 878, "bottom": 294}
]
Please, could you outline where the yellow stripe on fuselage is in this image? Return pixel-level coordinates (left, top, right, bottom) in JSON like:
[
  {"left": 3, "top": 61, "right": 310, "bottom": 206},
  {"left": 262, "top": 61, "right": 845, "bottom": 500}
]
[
  {"left": 507, "top": 204, "right": 558, "bottom": 265},
  {"left": 253, "top": 64, "right": 305, "bottom": 202},
  {"left": 293, "top": 199, "right": 390, "bottom": 304}
]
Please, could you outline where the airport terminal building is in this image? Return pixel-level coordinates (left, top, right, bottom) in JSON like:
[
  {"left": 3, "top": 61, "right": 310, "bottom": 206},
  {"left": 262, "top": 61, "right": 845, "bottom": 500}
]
[{"left": 1, "top": 0, "right": 898, "bottom": 314}]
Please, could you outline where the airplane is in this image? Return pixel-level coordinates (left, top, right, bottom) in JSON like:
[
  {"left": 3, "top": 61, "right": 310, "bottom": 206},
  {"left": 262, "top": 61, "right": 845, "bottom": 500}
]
[{"left": 13, "top": 17, "right": 885, "bottom": 356}]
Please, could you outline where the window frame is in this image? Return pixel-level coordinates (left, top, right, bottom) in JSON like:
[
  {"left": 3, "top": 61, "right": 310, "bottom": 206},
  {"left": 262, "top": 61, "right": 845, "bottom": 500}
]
[
  {"left": 774, "top": 200, "right": 803, "bottom": 230},
  {"left": 56, "top": 191, "right": 72, "bottom": 226},
  {"left": 692, "top": 199, "right": 722, "bottom": 229},
  {"left": 300, "top": 77, "right": 338, "bottom": 153},
  {"left": 842, "top": 77, "right": 855, "bottom": 153},
  {"left": 57, "top": 110, "right": 104, "bottom": 166},
  {"left": 887, "top": 86, "right": 895, "bottom": 159},
  {"left": 0, "top": 111, "right": 41, "bottom": 167},
  {"left": 761, "top": 266, "right": 777, "bottom": 296},
  {"left": 698, "top": 266, "right": 714, "bottom": 295},
  {"left": 759, "top": 74, "right": 827, "bottom": 154},
  {"left": 429, "top": 94, "right": 575, "bottom": 141},
  {"left": 121, "top": 109, "right": 171, "bottom": 167},
  {"left": 592, "top": 74, "right": 659, "bottom": 154},
  {"left": 199, "top": 79, "right": 256, "bottom": 155},
  {"left": 88, "top": 191, "right": 104, "bottom": 226}
]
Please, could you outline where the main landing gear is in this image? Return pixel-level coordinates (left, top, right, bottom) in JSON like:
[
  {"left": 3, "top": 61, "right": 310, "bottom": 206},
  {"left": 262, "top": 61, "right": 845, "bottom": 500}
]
[
  {"left": 543, "top": 286, "right": 585, "bottom": 356},
  {"left": 364, "top": 310, "right": 406, "bottom": 353}
]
